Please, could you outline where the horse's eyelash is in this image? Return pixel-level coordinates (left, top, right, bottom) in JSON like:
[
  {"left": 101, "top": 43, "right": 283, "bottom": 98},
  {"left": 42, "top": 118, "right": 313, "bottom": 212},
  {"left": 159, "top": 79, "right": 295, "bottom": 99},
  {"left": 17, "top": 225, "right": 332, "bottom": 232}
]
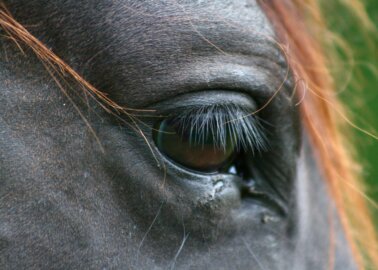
[{"left": 166, "top": 104, "right": 269, "bottom": 154}]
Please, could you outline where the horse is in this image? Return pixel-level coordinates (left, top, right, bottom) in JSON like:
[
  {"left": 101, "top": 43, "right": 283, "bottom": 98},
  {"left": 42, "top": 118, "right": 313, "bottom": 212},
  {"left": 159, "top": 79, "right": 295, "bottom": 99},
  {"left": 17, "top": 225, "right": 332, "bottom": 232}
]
[{"left": 0, "top": 0, "right": 376, "bottom": 269}]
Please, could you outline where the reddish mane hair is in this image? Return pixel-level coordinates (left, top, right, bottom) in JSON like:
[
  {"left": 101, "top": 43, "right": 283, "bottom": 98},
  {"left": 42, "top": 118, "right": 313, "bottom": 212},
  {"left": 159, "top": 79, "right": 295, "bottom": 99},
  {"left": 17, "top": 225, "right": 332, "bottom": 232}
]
[{"left": 259, "top": 0, "right": 378, "bottom": 268}]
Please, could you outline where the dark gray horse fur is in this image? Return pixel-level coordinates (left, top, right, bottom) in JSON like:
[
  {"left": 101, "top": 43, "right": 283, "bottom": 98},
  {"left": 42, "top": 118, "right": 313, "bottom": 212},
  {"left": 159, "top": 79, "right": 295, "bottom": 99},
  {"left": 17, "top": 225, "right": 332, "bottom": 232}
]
[{"left": 0, "top": 1, "right": 356, "bottom": 269}]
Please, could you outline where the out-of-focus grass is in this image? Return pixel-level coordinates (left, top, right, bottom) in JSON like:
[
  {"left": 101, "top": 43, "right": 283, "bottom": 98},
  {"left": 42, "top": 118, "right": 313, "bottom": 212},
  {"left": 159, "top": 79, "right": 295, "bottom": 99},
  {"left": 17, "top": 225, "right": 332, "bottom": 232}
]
[{"left": 322, "top": 0, "right": 377, "bottom": 221}]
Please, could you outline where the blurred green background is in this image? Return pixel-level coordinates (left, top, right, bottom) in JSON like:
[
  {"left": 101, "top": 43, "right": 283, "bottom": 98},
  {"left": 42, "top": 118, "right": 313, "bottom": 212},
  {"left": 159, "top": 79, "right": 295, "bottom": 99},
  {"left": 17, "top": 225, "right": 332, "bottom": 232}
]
[{"left": 323, "top": 0, "right": 377, "bottom": 221}]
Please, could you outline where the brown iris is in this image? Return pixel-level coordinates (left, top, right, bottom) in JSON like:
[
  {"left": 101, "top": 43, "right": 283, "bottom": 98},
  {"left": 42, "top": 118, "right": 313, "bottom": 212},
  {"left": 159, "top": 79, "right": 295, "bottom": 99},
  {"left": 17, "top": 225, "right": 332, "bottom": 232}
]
[{"left": 153, "top": 118, "right": 236, "bottom": 172}]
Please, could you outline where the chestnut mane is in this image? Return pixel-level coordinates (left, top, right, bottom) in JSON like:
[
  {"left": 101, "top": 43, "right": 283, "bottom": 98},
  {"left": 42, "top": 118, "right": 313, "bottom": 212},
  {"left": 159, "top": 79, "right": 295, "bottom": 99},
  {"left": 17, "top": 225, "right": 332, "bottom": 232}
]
[
  {"left": 0, "top": 1, "right": 376, "bottom": 268},
  {"left": 259, "top": 0, "right": 378, "bottom": 268}
]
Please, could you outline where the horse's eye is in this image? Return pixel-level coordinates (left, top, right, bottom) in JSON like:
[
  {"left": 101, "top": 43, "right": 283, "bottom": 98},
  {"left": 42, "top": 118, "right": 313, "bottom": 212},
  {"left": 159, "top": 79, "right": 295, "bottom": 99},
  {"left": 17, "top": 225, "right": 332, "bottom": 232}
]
[{"left": 153, "top": 118, "right": 236, "bottom": 172}]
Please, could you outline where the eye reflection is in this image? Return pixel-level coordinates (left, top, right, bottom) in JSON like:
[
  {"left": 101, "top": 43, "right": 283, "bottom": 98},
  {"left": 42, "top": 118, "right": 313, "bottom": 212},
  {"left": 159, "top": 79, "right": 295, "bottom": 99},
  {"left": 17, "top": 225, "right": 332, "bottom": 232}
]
[{"left": 153, "top": 118, "right": 236, "bottom": 172}]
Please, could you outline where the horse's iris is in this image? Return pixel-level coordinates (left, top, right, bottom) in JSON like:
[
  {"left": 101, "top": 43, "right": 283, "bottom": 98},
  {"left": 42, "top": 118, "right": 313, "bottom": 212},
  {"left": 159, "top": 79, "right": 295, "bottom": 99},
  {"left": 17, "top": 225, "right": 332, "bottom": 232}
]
[{"left": 153, "top": 118, "right": 236, "bottom": 172}]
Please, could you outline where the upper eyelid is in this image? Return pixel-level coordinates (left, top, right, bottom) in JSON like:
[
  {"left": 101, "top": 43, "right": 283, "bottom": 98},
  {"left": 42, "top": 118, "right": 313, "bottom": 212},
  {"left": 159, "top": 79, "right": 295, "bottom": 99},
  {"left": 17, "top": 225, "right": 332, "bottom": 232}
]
[
  {"left": 148, "top": 91, "right": 259, "bottom": 113},
  {"left": 135, "top": 62, "right": 280, "bottom": 108},
  {"left": 162, "top": 103, "right": 252, "bottom": 116}
]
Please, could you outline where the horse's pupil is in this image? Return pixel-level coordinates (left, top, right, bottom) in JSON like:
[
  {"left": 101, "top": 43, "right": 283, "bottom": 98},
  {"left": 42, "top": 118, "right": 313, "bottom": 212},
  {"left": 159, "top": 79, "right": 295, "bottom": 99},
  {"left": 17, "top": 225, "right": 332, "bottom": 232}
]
[{"left": 153, "top": 118, "right": 236, "bottom": 172}]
